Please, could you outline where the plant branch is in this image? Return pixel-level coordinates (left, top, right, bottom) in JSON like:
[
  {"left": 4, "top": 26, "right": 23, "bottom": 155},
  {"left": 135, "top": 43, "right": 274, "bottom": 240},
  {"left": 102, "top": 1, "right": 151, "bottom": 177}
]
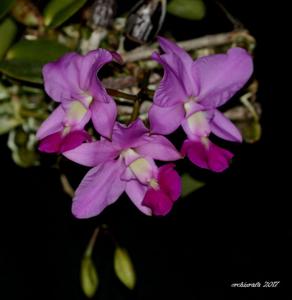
[
  {"left": 106, "top": 88, "right": 137, "bottom": 102},
  {"left": 122, "top": 31, "right": 246, "bottom": 62}
]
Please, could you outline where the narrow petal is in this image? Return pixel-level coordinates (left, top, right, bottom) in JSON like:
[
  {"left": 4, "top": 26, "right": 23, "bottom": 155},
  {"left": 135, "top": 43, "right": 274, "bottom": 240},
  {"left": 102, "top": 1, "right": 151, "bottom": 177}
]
[
  {"left": 91, "top": 97, "right": 117, "bottom": 139},
  {"left": 158, "top": 164, "right": 181, "bottom": 201},
  {"left": 135, "top": 135, "right": 182, "bottom": 161},
  {"left": 38, "top": 131, "right": 62, "bottom": 153},
  {"left": 113, "top": 119, "right": 149, "bottom": 149},
  {"left": 72, "top": 160, "right": 126, "bottom": 218},
  {"left": 60, "top": 130, "right": 91, "bottom": 153},
  {"left": 64, "top": 140, "right": 119, "bottom": 167},
  {"left": 181, "top": 139, "right": 234, "bottom": 172},
  {"left": 210, "top": 109, "right": 242, "bottom": 142},
  {"left": 157, "top": 36, "right": 193, "bottom": 66},
  {"left": 152, "top": 51, "right": 188, "bottom": 107},
  {"left": 193, "top": 47, "right": 253, "bottom": 108},
  {"left": 149, "top": 103, "right": 185, "bottom": 135},
  {"left": 125, "top": 180, "right": 152, "bottom": 215},
  {"left": 79, "top": 49, "right": 114, "bottom": 101},
  {"left": 156, "top": 37, "right": 198, "bottom": 96},
  {"left": 36, "top": 105, "right": 65, "bottom": 140},
  {"left": 142, "top": 189, "right": 173, "bottom": 216}
]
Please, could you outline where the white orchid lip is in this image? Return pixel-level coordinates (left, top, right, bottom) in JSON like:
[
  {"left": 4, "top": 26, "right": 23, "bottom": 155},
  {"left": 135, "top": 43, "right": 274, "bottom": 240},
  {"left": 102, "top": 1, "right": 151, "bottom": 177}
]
[
  {"left": 82, "top": 93, "right": 93, "bottom": 107},
  {"left": 184, "top": 96, "right": 197, "bottom": 114},
  {"left": 64, "top": 101, "right": 88, "bottom": 126}
]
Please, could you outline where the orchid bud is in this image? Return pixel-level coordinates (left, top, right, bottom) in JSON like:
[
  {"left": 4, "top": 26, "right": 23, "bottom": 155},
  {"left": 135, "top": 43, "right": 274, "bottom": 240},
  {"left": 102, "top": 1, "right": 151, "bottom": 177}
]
[
  {"left": 124, "top": 0, "right": 166, "bottom": 45},
  {"left": 81, "top": 257, "right": 99, "bottom": 298},
  {"left": 114, "top": 247, "right": 136, "bottom": 290}
]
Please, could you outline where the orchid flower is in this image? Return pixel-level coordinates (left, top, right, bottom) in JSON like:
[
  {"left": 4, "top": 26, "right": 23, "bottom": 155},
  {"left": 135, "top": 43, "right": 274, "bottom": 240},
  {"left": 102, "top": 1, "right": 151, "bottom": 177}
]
[
  {"left": 149, "top": 37, "right": 253, "bottom": 172},
  {"left": 37, "top": 49, "right": 121, "bottom": 153},
  {"left": 63, "top": 119, "right": 182, "bottom": 218}
]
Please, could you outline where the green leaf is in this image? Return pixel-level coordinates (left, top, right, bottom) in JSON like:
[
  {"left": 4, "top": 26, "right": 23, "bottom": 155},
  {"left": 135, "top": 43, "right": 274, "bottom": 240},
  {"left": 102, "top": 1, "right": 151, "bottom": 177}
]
[
  {"left": 6, "top": 39, "right": 70, "bottom": 63},
  {"left": 81, "top": 257, "right": 99, "bottom": 298},
  {"left": 181, "top": 173, "right": 205, "bottom": 197},
  {"left": 0, "top": 18, "right": 17, "bottom": 59},
  {"left": 0, "top": 60, "right": 43, "bottom": 83},
  {"left": 0, "top": 39, "right": 69, "bottom": 83},
  {"left": 167, "top": 0, "right": 206, "bottom": 20},
  {"left": 114, "top": 247, "right": 136, "bottom": 290},
  {"left": 44, "top": 0, "right": 87, "bottom": 28},
  {"left": 0, "top": 0, "right": 16, "bottom": 19}
]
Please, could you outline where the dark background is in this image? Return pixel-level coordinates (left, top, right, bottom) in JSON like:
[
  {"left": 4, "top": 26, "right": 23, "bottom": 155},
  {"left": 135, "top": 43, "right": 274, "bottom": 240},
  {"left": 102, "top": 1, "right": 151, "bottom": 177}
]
[{"left": 0, "top": 0, "right": 288, "bottom": 299}]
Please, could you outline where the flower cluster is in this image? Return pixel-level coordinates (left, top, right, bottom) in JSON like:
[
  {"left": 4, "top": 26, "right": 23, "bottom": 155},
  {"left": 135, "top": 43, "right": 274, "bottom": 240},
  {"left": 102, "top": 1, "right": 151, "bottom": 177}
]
[{"left": 37, "top": 37, "right": 253, "bottom": 218}]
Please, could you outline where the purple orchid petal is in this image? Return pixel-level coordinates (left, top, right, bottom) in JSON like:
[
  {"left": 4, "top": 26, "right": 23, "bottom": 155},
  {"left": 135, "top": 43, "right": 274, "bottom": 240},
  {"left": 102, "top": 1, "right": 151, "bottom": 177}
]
[
  {"left": 72, "top": 159, "right": 126, "bottom": 218},
  {"left": 64, "top": 140, "right": 119, "bottom": 167},
  {"left": 42, "top": 53, "right": 81, "bottom": 102},
  {"left": 125, "top": 180, "right": 152, "bottom": 215},
  {"left": 91, "top": 97, "right": 117, "bottom": 139},
  {"left": 60, "top": 130, "right": 91, "bottom": 153},
  {"left": 36, "top": 105, "right": 65, "bottom": 140},
  {"left": 149, "top": 103, "right": 185, "bottom": 135},
  {"left": 210, "top": 109, "right": 242, "bottom": 142},
  {"left": 193, "top": 47, "right": 253, "bottom": 108},
  {"left": 43, "top": 49, "right": 116, "bottom": 103},
  {"left": 181, "top": 139, "right": 234, "bottom": 172},
  {"left": 38, "top": 131, "right": 62, "bottom": 153},
  {"left": 135, "top": 135, "right": 182, "bottom": 161},
  {"left": 152, "top": 51, "right": 188, "bottom": 107},
  {"left": 157, "top": 36, "right": 193, "bottom": 66},
  {"left": 110, "top": 51, "right": 123, "bottom": 64},
  {"left": 113, "top": 119, "right": 149, "bottom": 149},
  {"left": 156, "top": 37, "right": 198, "bottom": 97},
  {"left": 78, "top": 49, "right": 114, "bottom": 103}
]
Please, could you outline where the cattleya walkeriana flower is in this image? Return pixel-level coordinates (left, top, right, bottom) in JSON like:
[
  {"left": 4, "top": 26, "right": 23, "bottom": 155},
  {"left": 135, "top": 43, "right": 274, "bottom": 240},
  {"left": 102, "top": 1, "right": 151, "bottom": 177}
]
[
  {"left": 37, "top": 37, "right": 254, "bottom": 218},
  {"left": 36, "top": 49, "right": 121, "bottom": 153},
  {"left": 149, "top": 37, "right": 253, "bottom": 172},
  {"left": 63, "top": 120, "right": 182, "bottom": 218}
]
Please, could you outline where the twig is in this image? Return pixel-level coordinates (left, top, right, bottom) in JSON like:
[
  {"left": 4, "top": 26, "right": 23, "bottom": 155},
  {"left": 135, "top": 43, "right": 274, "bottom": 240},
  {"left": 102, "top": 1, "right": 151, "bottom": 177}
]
[
  {"left": 122, "top": 31, "right": 242, "bottom": 62},
  {"left": 106, "top": 88, "right": 137, "bottom": 102},
  {"left": 60, "top": 174, "right": 75, "bottom": 198}
]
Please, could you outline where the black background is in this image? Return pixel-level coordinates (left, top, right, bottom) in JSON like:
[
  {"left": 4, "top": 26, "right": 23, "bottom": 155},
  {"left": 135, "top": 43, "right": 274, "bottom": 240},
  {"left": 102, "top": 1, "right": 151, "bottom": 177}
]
[{"left": 0, "top": 0, "right": 288, "bottom": 299}]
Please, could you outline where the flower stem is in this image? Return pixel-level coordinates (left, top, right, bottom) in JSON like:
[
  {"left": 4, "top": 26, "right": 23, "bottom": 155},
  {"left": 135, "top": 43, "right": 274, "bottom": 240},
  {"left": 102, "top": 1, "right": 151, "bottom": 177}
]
[
  {"left": 85, "top": 227, "right": 100, "bottom": 257},
  {"left": 106, "top": 88, "right": 137, "bottom": 102}
]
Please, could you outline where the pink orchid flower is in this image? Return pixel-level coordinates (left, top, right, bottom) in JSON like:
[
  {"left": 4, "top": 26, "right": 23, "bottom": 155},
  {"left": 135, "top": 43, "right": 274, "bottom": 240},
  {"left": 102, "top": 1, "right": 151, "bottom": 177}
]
[
  {"left": 37, "top": 49, "right": 121, "bottom": 153},
  {"left": 149, "top": 37, "right": 253, "bottom": 172},
  {"left": 63, "top": 119, "right": 182, "bottom": 218}
]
